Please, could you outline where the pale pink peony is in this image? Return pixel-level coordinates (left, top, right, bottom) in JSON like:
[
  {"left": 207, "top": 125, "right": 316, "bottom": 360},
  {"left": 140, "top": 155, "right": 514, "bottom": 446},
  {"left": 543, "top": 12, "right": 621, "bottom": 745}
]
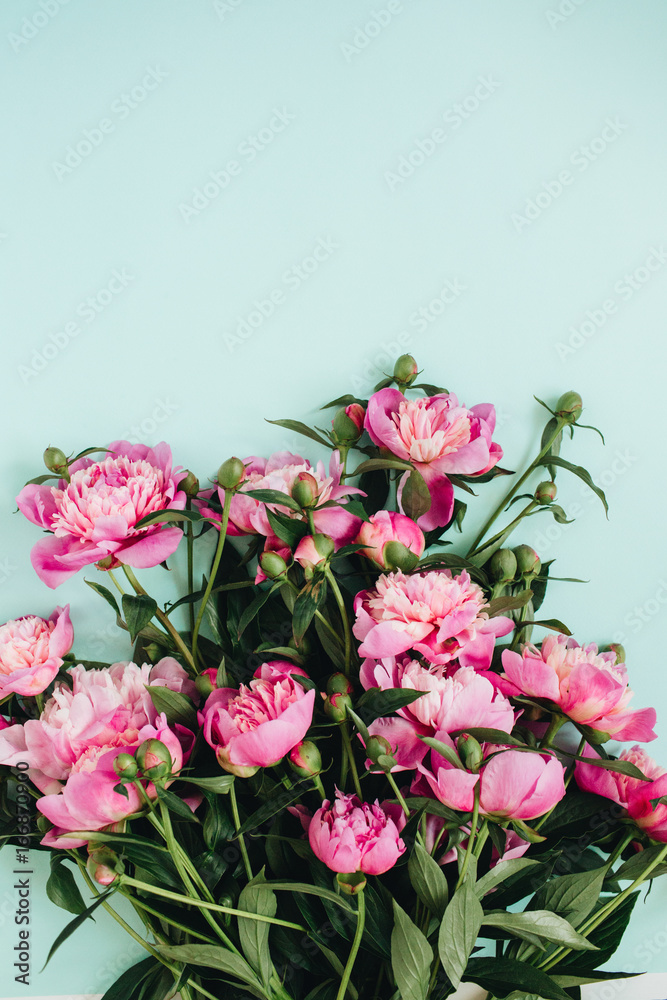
[
  {"left": 355, "top": 511, "right": 425, "bottom": 571},
  {"left": 216, "top": 451, "right": 363, "bottom": 546},
  {"left": 364, "top": 389, "right": 502, "bottom": 530},
  {"left": 200, "top": 661, "right": 316, "bottom": 777},
  {"left": 353, "top": 569, "right": 513, "bottom": 668},
  {"left": 16, "top": 442, "right": 187, "bottom": 588},
  {"left": 576, "top": 745, "right": 667, "bottom": 843},
  {"left": 361, "top": 657, "right": 516, "bottom": 771},
  {"left": 306, "top": 790, "right": 406, "bottom": 874},
  {"left": 501, "top": 636, "right": 657, "bottom": 742},
  {"left": 0, "top": 606, "right": 73, "bottom": 696}
]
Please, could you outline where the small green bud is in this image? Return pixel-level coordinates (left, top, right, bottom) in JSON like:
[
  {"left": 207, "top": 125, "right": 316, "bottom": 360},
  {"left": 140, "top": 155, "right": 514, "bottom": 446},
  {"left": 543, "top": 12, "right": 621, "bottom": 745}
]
[
  {"left": 289, "top": 740, "right": 322, "bottom": 778},
  {"left": 43, "top": 446, "right": 68, "bottom": 476},
  {"left": 555, "top": 391, "right": 583, "bottom": 423},
  {"left": 327, "top": 673, "right": 353, "bottom": 696},
  {"left": 457, "top": 734, "right": 483, "bottom": 772},
  {"left": 535, "top": 481, "right": 557, "bottom": 505},
  {"left": 113, "top": 753, "right": 138, "bottom": 781},
  {"left": 87, "top": 846, "right": 124, "bottom": 886},
  {"left": 180, "top": 470, "right": 200, "bottom": 497},
  {"left": 324, "top": 692, "right": 352, "bottom": 723},
  {"left": 393, "top": 354, "right": 419, "bottom": 386},
  {"left": 336, "top": 872, "right": 366, "bottom": 895},
  {"left": 259, "top": 550, "right": 288, "bottom": 579},
  {"left": 513, "top": 544, "right": 541, "bottom": 577},
  {"left": 195, "top": 673, "right": 215, "bottom": 699},
  {"left": 217, "top": 457, "right": 246, "bottom": 490},
  {"left": 489, "top": 548, "right": 518, "bottom": 585},
  {"left": 383, "top": 540, "right": 420, "bottom": 573},
  {"left": 365, "top": 735, "right": 397, "bottom": 772},
  {"left": 291, "top": 473, "right": 318, "bottom": 508},
  {"left": 602, "top": 643, "right": 626, "bottom": 665},
  {"left": 135, "top": 739, "right": 172, "bottom": 780}
]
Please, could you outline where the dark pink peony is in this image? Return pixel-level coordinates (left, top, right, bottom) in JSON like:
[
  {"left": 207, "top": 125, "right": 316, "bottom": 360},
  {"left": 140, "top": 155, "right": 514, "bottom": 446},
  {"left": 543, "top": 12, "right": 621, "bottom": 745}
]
[
  {"left": 306, "top": 790, "right": 406, "bottom": 875},
  {"left": 576, "top": 745, "right": 667, "bottom": 842}
]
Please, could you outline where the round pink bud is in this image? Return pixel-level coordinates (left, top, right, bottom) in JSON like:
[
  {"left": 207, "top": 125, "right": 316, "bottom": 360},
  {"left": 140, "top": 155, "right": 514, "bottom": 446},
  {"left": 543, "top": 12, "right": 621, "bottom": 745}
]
[
  {"left": 294, "top": 534, "right": 334, "bottom": 571},
  {"left": 87, "top": 846, "right": 123, "bottom": 886},
  {"left": 355, "top": 511, "right": 425, "bottom": 572},
  {"left": 289, "top": 740, "right": 322, "bottom": 778},
  {"left": 291, "top": 473, "right": 319, "bottom": 509}
]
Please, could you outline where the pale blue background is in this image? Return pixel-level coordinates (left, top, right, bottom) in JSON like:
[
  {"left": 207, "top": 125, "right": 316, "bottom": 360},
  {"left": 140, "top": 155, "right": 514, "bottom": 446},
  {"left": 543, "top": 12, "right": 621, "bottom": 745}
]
[{"left": 1, "top": 0, "right": 667, "bottom": 993}]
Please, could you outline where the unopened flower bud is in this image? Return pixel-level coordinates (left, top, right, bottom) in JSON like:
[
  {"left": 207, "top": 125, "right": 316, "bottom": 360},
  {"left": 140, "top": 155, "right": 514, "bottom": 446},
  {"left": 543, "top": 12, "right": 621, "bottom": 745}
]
[
  {"left": 96, "top": 555, "right": 119, "bottom": 571},
  {"left": 602, "top": 643, "right": 626, "bottom": 666},
  {"left": 289, "top": 740, "right": 322, "bottom": 778},
  {"left": 382, "top": 540, "right": 420, "bottom": 573},
  {"left": 259, "top": 550, "right": 288, "bottom": 579},
  {"left": 555, "top": 391, "right": 583, "bottom": 423},
  {"left": 113, "top": 753, "right": 138, "bottom": 781},
  {"left": 327, "top": 673, "right": 353, "bottom": 696},
  {"left": 43, "top": 446, "right": 68, "bottom": 475},
  {"left": 513, "top": 544, "right": 541, "bottom": 577},
  {"left": 324, "top": 692, "right": 352, "bottom": 723},
  {"left": 291, "top": 473, "right": 318, "bottom": 509},
  {"left": 180, "top": 470, "right": 200, "bottom": 497},
  {"left": 489, "top": 548, "right": 517, "bottom": 585},
  {"left": 216, "top": 745, "right": 259, "bottom": 779},
  {"left": 217, "top": 457, "right": 246, "bottom": 490},
  {"left": 135, "top": 739, "right": 172, "bottom": 780},
  {"left": 457, "top": 734, "right": 483, "bottom": 772},
  {"left": 336, "top": 871, "right": 366, "bottom": 895},
  {"left": 196, "top": 673, "right": 216, "bottom": 699},
  {"left": 535, "top": 481, "right": 557, "bottom": 505},
  {"left": 87, "top": 846, "right": 124, "bottom": 886},
  {"left": 365, "top": 735, "right": 397, "bottom": 772},
  {"left": 332, "top": 404, "right": 365, "bottom": 445},
  {"left": 393, "top": 354, "right": 419, "bottom": 386}
]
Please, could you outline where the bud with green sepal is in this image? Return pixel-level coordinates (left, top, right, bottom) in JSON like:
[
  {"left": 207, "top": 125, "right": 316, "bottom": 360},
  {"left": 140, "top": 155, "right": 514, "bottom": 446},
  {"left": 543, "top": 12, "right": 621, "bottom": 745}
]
[
  {"left": 135, "top": 738, "right": 172, "bottom": 781},
  {"left": 336, "top": 871, "right": 367, "bottom": 895},
  {"left": 457, "top": 734, "right": 483, "bottom": 772},
  {"left": 601, "top": 642, "right": 626, "bottom": 666},
  {"left": 324, "top": 692, "right": 352, "bottom": 723},
  {"left": 113, "top": 752, "right": 138, "bottom": 782},
  {"left": 513, "top": 544, "right": 541, "bottom": 579},
  {"left": 217, "top": 457, "right": 246, "bottom": 491},
  {"left": 327, "top": 673, "right": 353, "bottom": 696},
  {"left": 400, "top": 469, "right": 431, "bottom": 521},
  {"left": 87, "top": 845, "right": 124, "bottom": 886},
  {"left": 291, "top": 472, "right": 319, "bottom": 510},
  {"left": 555, "top": 391, "right": 583, "bottom": 424},
  {"left": 365, "top": 734, "right": 397, "bottom": 773},
  {"left": 259, "top": 550, "right": 288, "bottom": 580},
  {"left": 195, "top": 672, "right": 216, "bottom": 699},
  {"left": 393, "top": 354, "right": 419, "bottom": 388},
  {"left": 535, "top": 481, "right": 557, "bottom": 505},
  {"left": 43, "top": 446, "right": 69, "bottom": 478},
  {"left": 382, "top": 540, "right": 420, "bottom": 573},
  {"left": 180, "top": 470, "right": 200, "bottom": 497},
  {"left": 289, "top": 740, "right": 323, "bottom": 778},
  {"left": 332, "top": 404, "right": 365, "bottom": 446},
  {"left": 489, "top": 548, "right": 518, "bottom": 586}
]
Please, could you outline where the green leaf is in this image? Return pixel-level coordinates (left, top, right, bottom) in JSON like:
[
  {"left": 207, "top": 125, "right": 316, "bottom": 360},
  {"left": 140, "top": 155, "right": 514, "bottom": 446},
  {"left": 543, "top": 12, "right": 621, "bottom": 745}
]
[
  {"left": 563, "top": 753, "right": 651, "bottom": 781},
  {"left": 134, "top": 508, "right": 201, "bottom": 528},
  {"left": 486, "top": 589, "right": 533, "bottom": 617},
  {"left": 238, "top": 781, "right": 313, "bottom": 836},
  {"left": 84, "top": 579, "right": 121, "bottom": 617},
  {"left": 482, "top": 910, "right": 598, "bottom": 950},
  {"left": 413, "top": 382, "right": 447, "bottom": 395},
  {"left": 400, "top": 469, "right": 431, "bottom": 520},
  {"left": 408, "top": 843, "right": 449, "bottom": 918},
  {"left": 356, "top": 686, "right": 425, "bottom": 724},
  {"left": 537, "top": 455, "right": 608, "bottom": 516},
  {"left": 155, "top": 944, "right": 269, "bottom": 999},
  {"left": 46, "top": 857, "right": 87, "bottom": 915},
  {"left": 473, "top": 858, "right": 540, "bottom": 899},
  {"left": 419, "top": 735, "right": 465, "bottom": 770},
  {"left": 100, "top": 957, "right": 157, "bottom": 1000},
  {"left": 256, "top": 881, "right": 354, "bottom": 913},
  {"left": 438, "top": 880, "right": 483, "bottom": 988},
  {"left": 266, "top": 507, "right": 308, "bottom": 547},
  {"left": 530, "top": 866, "right": 607, "bottom": 925},
  {"left": 145, "top": 686, "right": 197, "bottom": 730},
  {"left": 237, "top": 585, "right": 278, "bottom": 639},
  {"left": 333, "top": 498, "right": 370, "bottom": 522},
  {"left": 178, "top": 774, "right": 235, "bottom": 794},
  {"left": 515, "top": 618, "right": 572, "bottom": 636},
  {"left": 391, "top": 900, "right": 433, "bottom": 1000},
  {"left": 242, "top": 489, "right": 302, "bottom": 512},
  {"left": 155, "top": 785, "right": 200, "bottom": 823},
  {"left": 615, "top": 844, "right": 667, "bottom": 881},
  {"left": 349, "top": 458, "right": 414, "bottom": 477},
  {"left": 314, "top": 615, "right": 346, "bottom": 670},
  {"left": 42, "top": 888, "right": 116, "bottom": 970},
  {"left": 404, "top": 796, "right": 467, "bottom": 825},
  {"left": 320, "top": 394, "right": 367, "bottom": 409},
  {"left": 292, "top": 580, "right": 327, "bottom": 645},
  {"left": 122, "top": 594, "right": 158, "bottom": 643},
  {"left": 449, "top": 727, "right": 524, "bottom": 747},
  {"left": 552, "top": 971, "right": 638, "bottom": 987},
  {"left": 265, "top": 418, "right": 332, "bottom": 448},
  {"left": 557, "top": 892, "right": 639, "bottom": 971},
  {"left": 238, "top": 872, "right": 276, "bottom": 988},
  {"left": 465, "top": 957, "right": 572, "bottom": 1000}
]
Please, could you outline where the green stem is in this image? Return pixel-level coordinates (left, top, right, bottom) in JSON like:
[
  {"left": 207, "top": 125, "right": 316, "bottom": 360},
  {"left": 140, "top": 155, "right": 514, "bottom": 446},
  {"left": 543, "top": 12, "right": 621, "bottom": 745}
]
[
  {"left": 473, "top": 820, "right": 490, "bottom": 858},
  {"left": 335, "top": 891, "right": 365, "bottom": 1000},
  {"left": 467, "top": 419, "right": 565, "bottom": 555},
  {"left": 606, "top": 829, "right": 635, "bottom": 869},
  {"left": 192, "top": 489, "right": 232, "bottom": 668},
  {"left": 106, "top": 568, "right": 126, "bottom": 596},
  {"left": 313, "top": 774, "right": 327, "bottom": 801},
  {"left": 385, "top": 770, "right": 410, "bottom": 819},
  {"left": 340, "top": 723, "right": 363, "bottom": 799},
  {"left": 326, "top": 568, "right": 352, "bottom": 673},
  {"left": 124, "top": 892, "right": 217, "bottom": 942},
  {"left": 540, "top": 713, "right": 566, "bottom": 749},
  {"left": 230, "top": 781, "right": 253, "bottom": 881},
  {"left": 122, "top": 565, "right": 196, "bottom": 672},
  {"left": 456, "top": 786, "right": 480, "bottom": 889},
  {"left": 186, "top": 499, "right": 195, "bottom": 634},
  {"left": 468, "top": 501, "right": 537, "bottom": 559}
]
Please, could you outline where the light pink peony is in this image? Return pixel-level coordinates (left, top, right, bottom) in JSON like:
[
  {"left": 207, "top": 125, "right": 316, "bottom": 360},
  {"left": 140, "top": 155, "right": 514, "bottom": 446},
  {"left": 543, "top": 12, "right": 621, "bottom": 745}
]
[
  {"left": 417, "top": 737, "right": 566, "bottom": 821},
  {"left": 364, "top": 389, "right": 502, "bottom": 530},
  {"left": 16, "top": 442, "right": 188, "bottom": 588},
  {"left": 501, "top": 636, "right": 657, "bottom": 742},
  {"left": 306, "top": 790, "right": 406, "bottom": 874},
  {"left": 353, "top": 569, "right": 513, "bottom": 668},
  {"left": 361, "top": 657, "right": 516, "bottom": 771},
  {"left": 575, "top": 745, "right": 667, "bottom": 842},
  {"left": 0, "top": 606, "right": 73, "bottom": 696},
  {"left": 355, "top": 511, "right": 425, "bottom": 570},
  {"left": 200, "top": 661, "right": 316, "bottom": 777},
  {"left": 217, "top": 451, "right": 363, "bottom": 546}
]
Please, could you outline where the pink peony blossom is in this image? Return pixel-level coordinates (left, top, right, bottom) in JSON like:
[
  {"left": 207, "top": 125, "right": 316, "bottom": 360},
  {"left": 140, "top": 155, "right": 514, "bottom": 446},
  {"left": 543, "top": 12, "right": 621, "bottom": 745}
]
[
  {"left": 16, "top": 442, "right": 187, "bottom": 588},
  {"left": 200, "top": 661, "right": 315, "bottom": 777},
  {"left": 361, "top": 656, "right": 516, "bottom": 771},
  {"left": 353, "top": 569, "right": 513, "bottom": 668},
  {"left": 364, "top": 389, "right": 502, "bottom": 530},
  {"left": 575, "top": 745, "right": 667, "bottom": 841},
  {"left": 501, "top": 636, "right": 657, "bottom": 742},
  {"left": 355, "top": 511, "right": 425, "bottom": 571},
  {"left": 0, "top": 606, "right": 73, "bottom": 696},
  {"left": 306, "top": 790, "right": 406, "bottom": 874},
  {"left": 216, "top": 451, "right": 363, "bottom": 546}
]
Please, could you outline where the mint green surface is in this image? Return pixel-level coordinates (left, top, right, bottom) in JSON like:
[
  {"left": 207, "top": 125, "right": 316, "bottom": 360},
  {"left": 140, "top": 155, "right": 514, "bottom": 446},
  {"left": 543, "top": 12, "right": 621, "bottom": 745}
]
[{"left": 2, "top": 1, "right": 667, "bottom": 993}]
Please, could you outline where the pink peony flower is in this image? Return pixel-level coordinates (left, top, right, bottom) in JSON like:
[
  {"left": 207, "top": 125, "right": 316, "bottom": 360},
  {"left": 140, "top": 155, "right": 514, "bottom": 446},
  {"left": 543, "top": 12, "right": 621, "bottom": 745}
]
[
  {"left": 361, "top": 657, "right": 516, "bottom": 771},
  {"left": 364, "top": 389, "right": 502, "bottom": 530},
  {"left": 16, "top": 442, "right": 188, "bottom": 588},
  {"left": 353, "top": 569, "right": 513, "bottom": 668},
  {"left": 355, "top": 511, "right": 425, "bottom": 571},
  {"left": 575, "top": 745, "right": 667, "bottom": 841},
  {"left": 0, "top": 606, "right": 73, "bottom": 696},
  {"left": 200, "top": 661, "right": 316, "bottom": 777},
  {"left": 306, "top": 790, "right": 406, "bottom": 874},
  {"left": 501, "top": 636, "right": 657, "bottom": 742},
  {"left": 417, "top": 737, "right": 566, "bottom": 821},
  {"left": 216, "top": 451, "right": 363, "bottom": 547}
]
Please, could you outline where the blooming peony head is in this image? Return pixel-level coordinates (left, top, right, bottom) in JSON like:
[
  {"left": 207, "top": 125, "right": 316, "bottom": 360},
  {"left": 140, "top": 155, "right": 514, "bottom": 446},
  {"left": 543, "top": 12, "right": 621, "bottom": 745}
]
[
  {"left": 576, "top": 745, "right": 667, "bottom": 843},
  {"left": 16, "top": 442, "right": 188, "bottom": 588},
  {"left": 364, "top": 389, "right": 502, "bottom": 530},
  {"left": 355, "top": 511, "right": 425, "bottom": 572},
  {"left": 353, "top": 569, "right": 513, "bottom": 669},
  {"left": 501, "top": 635, "right": 657, "bottom": 742},
  {"left": 200, "top": 661, "right": 316, "bottom": 777},
  {"left": 0, "top": 606, "right": 73, "bottom": 696},
  {"left": 306, "top": 790, "right": 406, "bottom": 874}
]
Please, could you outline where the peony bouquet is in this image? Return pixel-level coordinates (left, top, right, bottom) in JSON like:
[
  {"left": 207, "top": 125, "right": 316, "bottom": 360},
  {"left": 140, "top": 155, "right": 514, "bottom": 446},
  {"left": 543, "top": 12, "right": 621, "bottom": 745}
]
[{"left": 1, "top": 354, "right": 666, "bottom": 1000}]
